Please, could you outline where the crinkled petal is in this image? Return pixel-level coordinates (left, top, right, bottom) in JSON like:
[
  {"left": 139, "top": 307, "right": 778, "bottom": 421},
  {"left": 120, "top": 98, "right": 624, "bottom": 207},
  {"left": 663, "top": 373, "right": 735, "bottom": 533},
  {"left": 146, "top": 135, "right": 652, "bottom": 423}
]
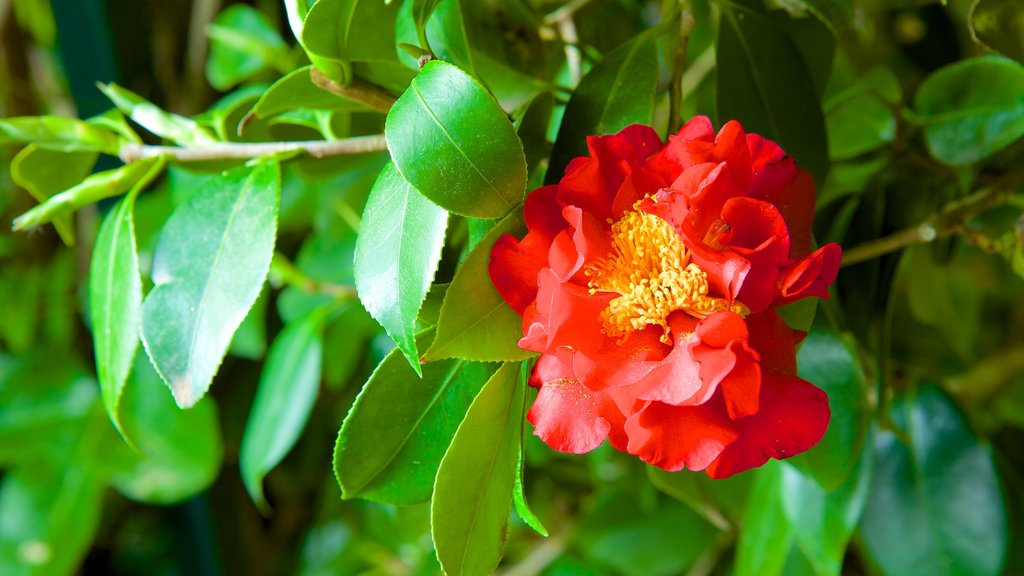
[
  {"left": 720, "top": 197, "right": 791, "bottom": 312},
  {"left": 624, "top": 396, "right": 738, "bottom": 472},
  {"left": 776, "top": 243, "right": 842, "bottom": 305},
  {"left": 692, "top": 311, "right": 761, "bottom": 419},
  {"left": 519, "top": 267, "right": 611, "bottom": 355}
]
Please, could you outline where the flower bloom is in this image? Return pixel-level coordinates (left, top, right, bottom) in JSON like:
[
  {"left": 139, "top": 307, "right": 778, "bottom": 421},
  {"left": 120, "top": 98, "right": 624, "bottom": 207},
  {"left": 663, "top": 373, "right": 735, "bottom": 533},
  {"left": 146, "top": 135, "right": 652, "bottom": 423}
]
[{"left": 489, "top": 117, "right": 842, "bottom": 478}]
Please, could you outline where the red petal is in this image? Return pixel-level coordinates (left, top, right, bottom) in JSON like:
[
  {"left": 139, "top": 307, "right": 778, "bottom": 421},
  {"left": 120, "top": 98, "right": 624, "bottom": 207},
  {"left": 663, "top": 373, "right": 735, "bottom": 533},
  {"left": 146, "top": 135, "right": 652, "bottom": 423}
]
[
  {"left": 720, "top": 197, "right": 791, "bottom": 313},
  {"left": 692, "top": 312, "right": 761, "bottom": 419},
  {"left": 745, "top": 309, "right": 800, "bottom": 374},
  {"left": 747, "top": 135, "right": 816, "bottom": 260},
  {"left": 776, "top": 243, "right": 842, "bottom": 305},
  {"left": 518, "top": 267, "right": 610, "bottom": 355},
  {"left": 624, "top": 396, "right": 738, "bottom": 472},
  {"left": 704, "top": 370, "right": 829, "bottom": 478}
]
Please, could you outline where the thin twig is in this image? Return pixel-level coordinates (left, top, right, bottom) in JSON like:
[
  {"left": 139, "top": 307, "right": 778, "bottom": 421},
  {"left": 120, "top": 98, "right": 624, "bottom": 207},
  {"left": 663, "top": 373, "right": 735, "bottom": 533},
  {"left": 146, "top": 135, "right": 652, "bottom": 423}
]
[
  {"left": 310, "top": 68, "right": 398, "bottom": 114},
  {"left": 269, "top": 252, "right": 357, "bottom": 299},
  {"left": 118, "top": 134, "right": 388, "bottom": 163},
  {"left": 495, "top": 536, "right": 565, "bottom": 576},
  {"left": 543, "top": 0, "right": 595, "bottom": 26}
]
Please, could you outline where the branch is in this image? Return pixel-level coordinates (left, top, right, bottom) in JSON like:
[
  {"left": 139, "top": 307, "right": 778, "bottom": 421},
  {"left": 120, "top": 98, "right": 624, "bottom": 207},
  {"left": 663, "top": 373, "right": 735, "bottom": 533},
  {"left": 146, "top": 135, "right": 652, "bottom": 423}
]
[
  {"left": 118, "top": 134, "right": 388, "bottom": 163},
  {"left": 310, "top": 68, "right": 398, "bottom": 114},
  {"left": 269, "top": 252, "right": 357, "bottom": 300}
]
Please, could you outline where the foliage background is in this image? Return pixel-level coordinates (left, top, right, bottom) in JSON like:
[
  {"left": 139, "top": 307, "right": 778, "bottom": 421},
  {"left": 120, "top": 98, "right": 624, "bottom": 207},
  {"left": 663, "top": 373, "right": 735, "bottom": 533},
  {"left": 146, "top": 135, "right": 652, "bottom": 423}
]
[{"left": 1, "top": 0, "right": 1024, "bottom": 575}]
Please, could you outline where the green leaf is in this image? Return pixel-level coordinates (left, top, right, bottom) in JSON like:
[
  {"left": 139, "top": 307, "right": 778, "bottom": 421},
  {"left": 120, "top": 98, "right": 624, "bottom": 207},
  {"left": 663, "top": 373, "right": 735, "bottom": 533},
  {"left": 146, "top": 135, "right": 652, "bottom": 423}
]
[
  {"left": 300, "top": 0, "right": 360, "bottom": 84},
  {"left": 141, "top": 162, "right": 280, "bottom": 408},
  {"left": 10, "top": 145, "right": 98, "bottom": 245},
  {"left": 825, "top": 70, "right": 898, "bottom": 160},
  {"left": 914, "top": 55, "right": 1024, "bottom": 166},
  {"left": 425, "top": 0, "right": 475, "bottom": 74},
  {"left": 765, "top": 0, "right": 853, "bottom": 34},
  {"left": 431, "top": 361, "right": 524, "bottom": 576},
  {"left": 787, "top": 331, "right": 867, "bottom": 490},
  {"left": 780, "top": 436, "right": 873, "bottom": 576},
  {"left": 716, "top": 0, "right": 829, "bottom": 187},
  {"left": 424, "top": 207, "right": 534, "bottom": 362},
  {"left": 513, "top": 364, "right": 547, "bottom": 537},
  {"left": 206, "top": 5, "right": 289, "bottom": 90},
  {"left": 647, "top": 466, "right": 749, "bottom": 530},
  {"left": 385, "top": 60, "right": 527, "bottom": 218},
  {"left": 735, "top": 463, "right": 793, "bottom": 576},
  {"left": 99, "top": 83, "right": 217, "bottom": 146},
  {"left": 547, "top": 32, "right": 658, "bottom": 183},
  {"left": 354, "top": 163, "right": 448, "bottom": 374},
  {"left": 241, "top": 307, "right": 325, "bottom": 513},
  {"left": 334, "top": 330, "right": 498, "bottom": 504},
  {"left": 970, "top": 0, "right": 1024, "bottom": 65},
  {"left": 110, "top": 353, "right": 223, "bottom": 504},
  {"left": 246, "top": 66, "right": 369, "bottom": 124},
  {"left": 89, "top": 184, "right": 145, "bottom": 445},
  {"left": 411, "top": 0, "right": 444, "bottom": 49},
  {"left": 859, "top": 387, "right": 1007, "bottom": 576},
  {"left": 0, "top": 409, "right": 110, "bottom": 576},
  {"left": 0, "top": 115, "right": 120, "bottom": 154},
  {"left": 12, "top": 157, "right": 161, "bottom": 232}
]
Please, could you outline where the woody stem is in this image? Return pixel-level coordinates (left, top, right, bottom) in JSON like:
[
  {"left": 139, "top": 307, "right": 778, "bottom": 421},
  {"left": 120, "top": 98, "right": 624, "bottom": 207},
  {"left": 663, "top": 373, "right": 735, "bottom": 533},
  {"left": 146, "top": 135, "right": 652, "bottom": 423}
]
[{"left": 118, "top": 134, "right": 388, "bottom": 163}]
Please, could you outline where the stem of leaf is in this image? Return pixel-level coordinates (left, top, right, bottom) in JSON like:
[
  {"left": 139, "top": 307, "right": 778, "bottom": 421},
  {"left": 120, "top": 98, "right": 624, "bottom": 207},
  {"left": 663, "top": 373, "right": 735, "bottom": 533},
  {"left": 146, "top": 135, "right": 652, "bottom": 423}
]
[
  {"left": 668, "top": 0, "right": 695, "bottom": 134},
  {"left": 309, "top": 68, "right": 398, "bottom": 114},
  {"left": 118, "top": 134, "right": 388, "bottom": 163},
  {"left": 268, "top": 252, "right": 356, "bottom": 300}
]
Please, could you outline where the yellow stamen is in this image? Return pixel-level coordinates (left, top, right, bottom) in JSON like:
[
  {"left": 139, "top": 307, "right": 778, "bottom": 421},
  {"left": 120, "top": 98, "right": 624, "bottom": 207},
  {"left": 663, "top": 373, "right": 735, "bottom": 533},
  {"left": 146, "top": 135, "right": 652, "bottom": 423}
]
[{"left": 585, "top": 208, "right": 748, "bottom": 344}]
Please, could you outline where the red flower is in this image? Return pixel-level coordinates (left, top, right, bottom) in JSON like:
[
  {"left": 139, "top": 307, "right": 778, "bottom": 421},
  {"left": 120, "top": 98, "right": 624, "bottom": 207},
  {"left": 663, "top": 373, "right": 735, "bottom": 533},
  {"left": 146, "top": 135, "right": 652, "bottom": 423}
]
[{"left": 489, "top": 117, "right": 841, "bottom": 478}]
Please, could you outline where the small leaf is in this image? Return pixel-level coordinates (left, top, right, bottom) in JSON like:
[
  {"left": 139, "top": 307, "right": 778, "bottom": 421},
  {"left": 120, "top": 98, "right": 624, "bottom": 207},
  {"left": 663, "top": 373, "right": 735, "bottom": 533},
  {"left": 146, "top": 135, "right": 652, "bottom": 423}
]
[
  {"left": 431, "top": 361, "right": 524, "bottom": 576},
  {"left": 825, "top": 70, "right": 898, "bottom": 160},
  {"left": 859, "top": 387, "right": 1007, "bottom": 576},
  {"left": 241, "top": 307, "right": 325, "bottom": 513},
  {"left": 914, "top": 55, "right": 1024, "bottom": 166},
  {"left": 411, "top": 0, "right": 444, "bottom": 49},
  {"left": 970, "top": 0, "right": 1024, "bottom": 65},
  {"left": 334, "top": 330, "right": 498, "bottom": 504},
  {"left": 0, "top": 115, "right": 120, "bottom": 153},
  {"left": 247, "top": 65, "right": 369, "bottom": 124},
  {"left": 424, "top": 207, "right": 534, "bottom": 362},
  {"left": 386, "top": 60, "right": 527, "bottom": 218},
  {"left": 141, "top": 162, "right": 280, "bottom": 408},
  {"left": 300, "top": 0, "right": 360, "bottom": 84},
  {"left": 89, "top": 182, "right": 145, "bottom": 445},
  {"left": 547, "top": 32, "right": 658, "bottom": 183},
  {"left": 99, "top": 83, "right": 217, "bottom": 146},
  {"left": 206, "top": 5, "right": 290, "bottom": 90},
  {"left": 355, "top": 163, "right": 448, "bottom": 374},
  {"left": 10, "top": 145, "right": 97, "bottom": 245},
  {"left": 513, "top": 366, "right": 547, "bottom": 537},
  {"left": 12, "top": 157, "right": 161, "bottom": 232},
  {"left": 110, "top": 353, "right": 223, "bottom": 504},
  {"left": 735, "top": 464, "right": 793, "bottom": 576},
  {"left": 716, "top": 0, "right": 829, "bottom": 187}
]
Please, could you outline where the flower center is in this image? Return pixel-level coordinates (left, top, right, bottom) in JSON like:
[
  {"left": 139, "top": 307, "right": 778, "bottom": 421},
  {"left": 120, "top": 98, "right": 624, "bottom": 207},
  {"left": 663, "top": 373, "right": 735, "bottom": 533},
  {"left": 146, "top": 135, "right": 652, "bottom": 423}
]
[{"left": 585, "top": 208, "right": 748, "bottom": 344}]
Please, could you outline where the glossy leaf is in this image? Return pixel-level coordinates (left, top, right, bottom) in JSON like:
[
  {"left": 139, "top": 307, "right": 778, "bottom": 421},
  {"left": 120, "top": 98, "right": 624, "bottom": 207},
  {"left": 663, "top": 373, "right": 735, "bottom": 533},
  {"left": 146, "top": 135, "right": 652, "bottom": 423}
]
[
  {"left": 89, "top": 184, "right": 144, "bottom": 444},
  {"left": 206, "top": 5, "right": 289, "bottom": 90},
  {"left": 547, "top": 32, "right": 658, "bottom": 183},
  {"left": 110, "top": 353, "right": 223, "bottom": 504},
  {"left": 424, "top": 207, "right": 533, "bottom": 362},
  {"left": 354, "top": 163, "right": 448, "bottom": 374},
  {"left": 10, "top": 145, "right": 97, "bottom": 245},
  {"left": 385, "top": 60, "right": 527, "bottom": 218},
  {"left": 141, "top": 162, "right": 280, "bottom": 408},
  {"left": 788, "top": 331, "right": 867, "bottom": 490},
  {"left": 825, "top": 84, "right": 896, "bottom": 161},
  {"left": 99, "top": 83, "right": 217, "bottom": 146},
  {"left": 0, "top": 115, "right": 119, "bottom": 154},
  {"left": 300, "top": 0, "right": 359, "bottom": 84},
  {"left": 12, "top": 157, "right": 161, "bottom": 232},
  {"left": 513, "top": 364, "right": 547, "bottom": 537},
  {"left": 716, "top": 0, "right": 829, "bottom": 187},
  {"left": 780, "top": 436, "right": 873, "bottom": 576},
  {"left": 860, "top": 387, "right": 1007, "bottom": 576},
  {"left": 735, "top": 463, "right": 793, "bottom": 576},
  {"left": 247, "top": 65, "right": 368, "bottom": 123},
  {"left": 970, "top": 0, "right": 1024, "bottom": 65},
  {"left": 411, "top": 0, "right": 443, "bottom": 48},
  {"left": 431, "top": 361, "right": 524, "bottom": 576},
  {"left": 334, "top": 330, "right": 498, "bottom": 504},
  {"left": 241, "top": 307, "right": 325, "bottom": 513},
  {"left": 914, "top": 55, "right": 1024, "bottom": 166}
]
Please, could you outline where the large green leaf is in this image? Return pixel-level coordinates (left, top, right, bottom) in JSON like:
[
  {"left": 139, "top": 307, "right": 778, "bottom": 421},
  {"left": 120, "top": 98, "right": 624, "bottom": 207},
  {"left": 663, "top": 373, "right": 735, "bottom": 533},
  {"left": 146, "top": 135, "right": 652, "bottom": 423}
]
[
  {"left": 859, "top": 387, "right": 1007, "bottom": 576},
  {"left": 914, "top": 55, "right": 1024, "bottom": 166},
  {"left": 735, "top": 463, "right": 793, "bottom": 576},
  {"left": 354, "top": 163, "right": 448, "bottom": 374},
  {"left": 240, "top": 307, "right": 325, "bottom": 513},
  {"left": 385, "top": 60, "right": 527, "bottom": 218},
  {"left": 10, "top": 145, "right": 98, "bottom": 245},
  {"left": 109, "top": 353, "right": 223, "bottom": 504},
  {"left": 334, "top": 330, "right": 498, "bottom": 504},
  {"left": 0, "top": 115, "right": 120, "bottom": 154},
  {"left": 11, "top": 157, "right": 161, "bottom": 232},
  {"left": 424, "top": 207, "right": 533, "bottom": 362},
  {"left": 89, "top": 184, "right": 144, "bottom": 444},
  {"left": 780, "top": 436, "right": 873, "bottom": 576},
  {"left": 788, "top": 331, "right": 867, "bottom": 490},
  {"left": 300, "top": 0, "right": 360, "bottom": 84},
  {"left": 970, "top": 0, "right": 1024, "bottom": 65},
  {"left": 547, "top": 32, "right": 658, "bottom": 183},
  {"left": 431, "top": 361, "right": 524, "bottom": 576},
  {"left": 141, "top": 162, "right": 280, "bottom": 408},
  {"left": 716, "top": 0, "right": 829, "bottom": 187},
  {"left": 99, "top": 83, "right": 217, "bottom": 146},
  {"left": 206, "top": 5, "right": 289, "bottom": 90}
]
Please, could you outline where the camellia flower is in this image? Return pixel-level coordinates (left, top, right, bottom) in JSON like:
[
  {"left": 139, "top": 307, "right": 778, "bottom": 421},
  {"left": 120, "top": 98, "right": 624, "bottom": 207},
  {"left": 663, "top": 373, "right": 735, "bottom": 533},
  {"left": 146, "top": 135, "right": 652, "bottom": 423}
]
[{"left": 489, "top": 117, "right": 842, "bottom": 478}]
